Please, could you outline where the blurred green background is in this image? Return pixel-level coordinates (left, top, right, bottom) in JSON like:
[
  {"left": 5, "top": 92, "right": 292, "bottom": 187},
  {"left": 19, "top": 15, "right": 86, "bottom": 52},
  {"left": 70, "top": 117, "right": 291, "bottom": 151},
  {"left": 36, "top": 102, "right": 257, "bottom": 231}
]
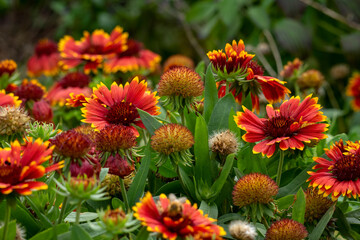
[{"left": 0, "top": 0, "right": 359, "bottom": 74}]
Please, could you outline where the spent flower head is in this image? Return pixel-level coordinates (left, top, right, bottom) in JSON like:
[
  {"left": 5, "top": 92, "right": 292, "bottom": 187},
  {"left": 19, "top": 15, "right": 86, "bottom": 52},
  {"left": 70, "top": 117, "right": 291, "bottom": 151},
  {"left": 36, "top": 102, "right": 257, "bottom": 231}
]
[
  {"left": 229, "top": 220, "right": 257, "bottom": 240},
  {"left": 0, "top": 106, "right": 30, "bottom": 136},
  {"left": 209, "top": 129, "right": 239, "bottom": 156}
]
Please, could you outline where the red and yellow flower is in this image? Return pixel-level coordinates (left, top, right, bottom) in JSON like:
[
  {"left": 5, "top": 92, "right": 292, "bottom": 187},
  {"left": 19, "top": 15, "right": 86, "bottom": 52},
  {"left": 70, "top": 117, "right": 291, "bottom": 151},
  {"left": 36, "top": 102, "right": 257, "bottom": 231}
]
[
  {"left": 46, "top": 72, "right": 92, "bottom": 106},
  {"left": 27, "top": 39, "right": 60, "bottom": 77},
  {"left": 14, "top": 79, "right": 46, "bottom": 103},
  {"left": 0, "top": 138, "right": 64, "bottom": 196},
  {"left": 308, "top": 140, "right": 360, "bottom": 201},
  {"left": 207, "top": 40, "right": 254, "bottom": 78},
  {"left": 133, "top": 192, "right": 226, "bottom": 240},
  {"left": 59, "top": 26, "right": 128, "bottom": 74},
  {"left": 0, "top": 90, "right": 21, "bottom": 107},
  {"left": 81, "top": 77, "right": 160, "bottom": 136},
  {"left": 209, "top": 40, "right": 290, "bottom": 112},
  {"left": 0, "top": 59, "right": 17, "bottom": 77},
  {"left": 103, "top": 39, "right": 161, "bottom": 74},
  {"left": 346, "top": 72, "right": 360, "bottom": 111},
  {"left": 234, "top": 95, "right": 328, "bottom": 157}
]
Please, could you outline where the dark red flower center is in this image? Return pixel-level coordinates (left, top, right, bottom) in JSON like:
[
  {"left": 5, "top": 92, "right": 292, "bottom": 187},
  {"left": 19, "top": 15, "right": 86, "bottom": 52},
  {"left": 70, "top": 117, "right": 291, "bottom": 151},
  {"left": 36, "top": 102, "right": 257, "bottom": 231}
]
[
  {"left": 119, "top": 39, "right": 142, "bottom": 57},
  {"left": 0, "top": 163, "right": 21, "bottom": 185},
  {"left": 159, "top": 202, "right": 192, "bottom": 235},
  {"left": 15, "top": 83, "right": 44, "bottom": 102},
  {"left": 105, "top": 102, "right": 138, "bottom": 126},
  {"left": 58, "top": 72, "right": 90, "bottom": 89},
  {"left": 35, "top": 40, "right": 58, "bottom": 56},
  {"left": 332, "top": 155, "right": 360, "bottom": 181},
  {"left": 83, "top": 45, "right": 104, "bottom": 54},
  {"left": 265, "top": 116, "right": 294, "bottom": 138}
]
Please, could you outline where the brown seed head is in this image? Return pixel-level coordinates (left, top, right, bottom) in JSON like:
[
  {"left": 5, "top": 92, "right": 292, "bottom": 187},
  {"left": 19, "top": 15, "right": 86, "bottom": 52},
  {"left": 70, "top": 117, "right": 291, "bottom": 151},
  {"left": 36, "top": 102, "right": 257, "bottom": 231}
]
[
  {"left": 51, "top": 130, "right": 92, "bottom": 158},
  {"left": 233, "top": 173, "right": 278, "bottom": 208},
  {"left": 265, "top": 219, "right": 308, "bottom": 240},
  {"left": 158, "top": 67, "right": 203, "bottom": 98},
  {"left": 95, "top": 124, "right": 137, "bottom": 152},
  {"left": 151, "top": 124, "right": 194, "bottom": 155}
]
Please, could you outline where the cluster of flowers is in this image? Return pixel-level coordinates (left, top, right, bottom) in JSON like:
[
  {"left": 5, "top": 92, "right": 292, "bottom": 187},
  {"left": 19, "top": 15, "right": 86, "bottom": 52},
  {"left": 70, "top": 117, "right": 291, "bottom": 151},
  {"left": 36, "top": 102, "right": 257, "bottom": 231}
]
[{"left": 0, "top": 24, "right": 360, "bottom": 239}]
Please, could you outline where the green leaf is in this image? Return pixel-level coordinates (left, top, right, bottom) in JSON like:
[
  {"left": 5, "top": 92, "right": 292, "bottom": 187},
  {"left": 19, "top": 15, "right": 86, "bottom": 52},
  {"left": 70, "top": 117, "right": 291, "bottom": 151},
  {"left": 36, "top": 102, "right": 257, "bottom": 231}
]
[
  {"left": 65, "top": 212, "right": 98, "bottom": 223},
  {"left": 128, "top": 144, "right": 152, "bottom": 207},
  {"left": 186, "top": 1, "right": 217, "bottom": 23},
  {"left": 194, "top": 115, "right": 211, "bottom": 184},
  {"left": 203, "top": 63, "right": 218, "bottom": 123},
  {"left": 274, "top": 18, "right": 311, "bottom": 54},
  {"left": 237, "top": 143, "right": 267, "bottom": 174},
  {"left": 29, "top": 223, "right": 70, "bottom": 240},
  {"left": 308, "top": 205, "right": 335, "bottom": 240},
  {"left": 334, "top": 208, "right": 354, "bottom": 240},
  {"left": 247, "top": 6, "right": 270, "bottom": 29},
  {"left": 12, "top": 199, "right": 41, "bottom": 236},
  {"left": 218, "top": 0, "right": 242, "bottom": 26},
  {"left": 137, "top": 109, "right": 162, "bottom": 135},
  {"left": 228, "top": 108, "right": 241, "bottom": 138},
  {"left": 0, "top": 220, "right": 16, "bottom": 240},
  {"left": 99, "top": 168, "right": 109, "bottom": 182},
  {"left": 276, "top": 195, "right": 295, "bottom": 210},
  {"left": 277, "top": 162, "right": 316, "bottom": 198},
  {"left": 135, "top": 227, "right": 150, "bottom": 240},
  {"left": 210, "top": 153, "right": 235, "bottom": 197},
  {"left": 208, "top": 93, "right": 236, "bottom": 135},
  {"left": 155, "top": 180, "right": 183, "bottom": 196},
  {"left": 292, "top": 188, "right": 306, "bottom": 224},
  {"left": 178, "top": 165, "right": 197, "bottom": 201},
  {"left": 195, "top": 61, "right": 205, "bottom": 76},
  {"left": 199, "top": 201, "right": 218, "bottom": 219},
  {"left": 71, "top": 225, "right": 92, "bottom": 240},
  {"left": 111, "top": 197, "right": 125, "bottom": 210}
]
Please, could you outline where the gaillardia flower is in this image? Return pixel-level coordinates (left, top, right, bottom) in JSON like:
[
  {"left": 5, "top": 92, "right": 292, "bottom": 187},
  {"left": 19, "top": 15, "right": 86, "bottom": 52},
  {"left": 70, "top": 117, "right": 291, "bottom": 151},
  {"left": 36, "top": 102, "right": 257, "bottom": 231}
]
[
  {"left": 304, "top": 188, "right": 333, "bottom": 223},
  {"left": 15, "top": 79, "right": 46, "bottom": 103},
  {"left": 27, "top": 39, "right": 59, "bottom": 77},
  {"left": 233, "top": 173, "right": 278, "bottom": 208},
  {"left": 280, "top": 58, "right": 303, "bottom": 79},
  {"left": 81, "top": 77, "right": 160, "bottom": 136},
  {"left": 32, "top": 100, "right": 53, "bottom": 123},
  {"left": 46, "top": 72, "right": 92, "bottom": 106},
  {"left": 234, "top": 95, "right": 328, "bottom": 157},
  {"left": 346, "top": 72, "right": 360, "bottom": 111},
  {"left": 151, "top": 123, "right": 194, "bottom": 166},
  {"left": 158, "top": 66, "right": 204, "bottom": 110},
  {"left": 265, "top": 219, "right": 308, "bottom": 240},
  {"left": 0, "top": 138, "right": 64, "bottom": 195},
  {"left": 209, "top": 40, "right": 290, "bottom": 112},
  {"left": 95, "top": 124, "right": 137, "bottom": 153},
  {"left": 163, "top": 54, "right": 194, "bottom": 72},
  {"left": 0, "top": 90, "right": 21, "bottom": 107},
  {"left": 297, "top": 69, "right": 324, "bottom": 90},
  {"left": 207, "top": 40, "right": 254, "bottom": 79},
  {"left": 50, "top": 130, "right": 92, "bottom": 159},
  {"left": 133, "top": 192, "right": 226, "bottom": 240},
  {"left": 0, "top": 59, "right": 17, "bottom": 77},
  {"left": 308, "top": 140, "right": 360, "bottom": 201},
  {"left": 59, "top": 26, "right": 128, "bottom": 74},
  {"left": 103, "top": 39, "right": 161, "bottom": 74}
]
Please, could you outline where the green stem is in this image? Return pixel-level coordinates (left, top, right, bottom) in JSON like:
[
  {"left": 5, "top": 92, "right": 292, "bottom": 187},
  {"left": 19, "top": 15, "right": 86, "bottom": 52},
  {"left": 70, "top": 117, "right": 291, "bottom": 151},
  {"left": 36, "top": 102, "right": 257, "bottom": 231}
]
[
  {"left": 75, "top": 201, "right": 82, "bottom": 224},
  {"left": 225, "top": 81, "right": 230, "bottom": 95},
  {"left": 119, "top": 178, "right": 130, "bottom": 212},
  {"left": 57, "top": 197, "right": 68, "bottom": 224},
  {"left": 180, "top": 108, "right": 186, "bottom": 125},
  {"left": 276, "top": 150, "right": 285, "bottom": 186},
  {"left": 2, "top": 200, "right": 11, "bottom": 240},
  {"left": 262, "top": 216, "right": 270, "bottom": 229}
]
